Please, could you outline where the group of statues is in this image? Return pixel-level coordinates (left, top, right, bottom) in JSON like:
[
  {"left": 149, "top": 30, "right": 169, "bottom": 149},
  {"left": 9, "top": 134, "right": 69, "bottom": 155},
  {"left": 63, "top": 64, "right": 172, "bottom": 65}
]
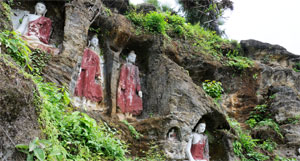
[
  {"left": 12, "top": 2, "right": 143, "bottom": 116},
  {"left": 12, "top": 2, "right": 209, "bottom": 160}
]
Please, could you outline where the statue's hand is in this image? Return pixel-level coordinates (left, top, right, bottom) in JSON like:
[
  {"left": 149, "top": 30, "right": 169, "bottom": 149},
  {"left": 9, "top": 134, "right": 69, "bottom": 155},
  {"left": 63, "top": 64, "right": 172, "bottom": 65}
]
[
  {"left": 98, "top": 76, "right": 103, "bottom": 84},
  {"left": 138, "top": 91, "right": 143, "bottom": 98}
]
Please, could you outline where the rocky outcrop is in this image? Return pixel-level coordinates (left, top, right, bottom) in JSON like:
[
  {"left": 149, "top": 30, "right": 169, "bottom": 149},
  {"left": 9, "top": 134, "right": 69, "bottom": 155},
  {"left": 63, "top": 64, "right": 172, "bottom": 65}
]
[
  {"left": 0, "top": 56, "right": 41, "bottom": 161},
  {"left": 240, "top": 40, "right": 300, "bottom": 159}
]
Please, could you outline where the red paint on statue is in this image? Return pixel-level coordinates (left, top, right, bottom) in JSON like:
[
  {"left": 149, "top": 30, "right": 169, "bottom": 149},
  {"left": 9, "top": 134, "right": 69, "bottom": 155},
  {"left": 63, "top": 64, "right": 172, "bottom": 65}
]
[
  {"left": 74, "top": 48, "right": 103, "bottom": 102},
  {"left": 191, "top": 140, "right": 207, "bottom": 161},
  {"left": 26, "top": 16, "right": 52, "bottom": 44},
  {"left": 22, "top": 16, "right": 59, "bottom": 55},
  {"left": 117, "top": 63, "right": 142, "bottom": 115}
]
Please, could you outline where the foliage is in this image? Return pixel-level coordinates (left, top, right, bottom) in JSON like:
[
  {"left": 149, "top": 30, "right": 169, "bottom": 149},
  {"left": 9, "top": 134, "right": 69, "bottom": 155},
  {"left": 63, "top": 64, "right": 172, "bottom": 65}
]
[
  {"left": 293, "top": 62, "right": 300, "bottom": 72},
  {"left": 227, "top": 118, "right": 269, "bottom": 161},
  {"left": 0, "top": 30, "right": 32, "bottom": 70},
  {"left": 16, "top": 137, "right": 64, "bottom": 161},
  {"left": 30, "top": 49, "right": 51, "bottom": 75},
  {"left": 259, "top": 139, "right": 277, "bottom": 152},
  {"left": 202, "top": 80, "right": 224, "bottom": 99},
  {"left": 121, "top": 120, "right": 143, "bottom": 139},
  {"left": 132, "top": 141, "right": 166, "bottom": 161},
  {"left": 144, "top": 11, "right": 168, "bottom": 34},
  {"left": 1, "top": 2, "right": 12, "bottom": 21},
  {"left": 227, "top": 55, "right": 254, "bottom": 70},
  {"left": 126, "top": 10, "right": 253, "bottom": 71},
  {"left": 32, "top": 77, "right": 128, "bottom": 161},
  {"left": 274, "top": 156, "right": 297, "bottom": 161},
  {"left": 6, "top": 67, "right": 128, "bottom": 160},
  {"left": 246, "top": 104, "right": 283, "bottom": 138},
  {"left": 178, "top": 0, "right": 233, "bottom": 35}
]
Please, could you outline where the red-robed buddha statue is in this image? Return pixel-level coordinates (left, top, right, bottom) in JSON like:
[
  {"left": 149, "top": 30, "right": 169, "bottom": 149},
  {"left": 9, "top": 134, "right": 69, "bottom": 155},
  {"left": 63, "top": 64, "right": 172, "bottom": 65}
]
[
  {"left": 16, "top": 2, "right": 59, "bottom": 55},
  {"left": 74, "top": 35, "right": 103, "bottom": 103},
  {"left": 186, "top": 122, "right": 209, "bottom": 161},
  {"left": 117, "top": 51, "right": 143, "bottom": 115}
]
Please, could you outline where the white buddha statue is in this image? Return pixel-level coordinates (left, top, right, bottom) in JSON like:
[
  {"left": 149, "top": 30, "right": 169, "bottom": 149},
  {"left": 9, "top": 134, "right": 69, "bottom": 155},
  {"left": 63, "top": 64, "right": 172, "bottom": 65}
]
[
  {"left": 186, "top": 122, "right": 209, "bottom": 161},
  {"left": 16, "top": 2, "right": 59, "bottom": 55}
]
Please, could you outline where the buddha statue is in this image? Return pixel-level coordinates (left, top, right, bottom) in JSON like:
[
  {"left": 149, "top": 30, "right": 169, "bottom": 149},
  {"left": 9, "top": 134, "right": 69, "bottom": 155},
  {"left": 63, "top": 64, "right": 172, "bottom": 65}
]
[
  {"left": 117, "top": 51, "right": 143, "bottom": 115},
  {"left": 74, "top": 35, "right": 103, "bottom": 106},
  {"left": 16, "top": 2, "right": 59, "bottom": 55},
  {"left": 186, "top": 122, "right": 209, "bottom": 161}
]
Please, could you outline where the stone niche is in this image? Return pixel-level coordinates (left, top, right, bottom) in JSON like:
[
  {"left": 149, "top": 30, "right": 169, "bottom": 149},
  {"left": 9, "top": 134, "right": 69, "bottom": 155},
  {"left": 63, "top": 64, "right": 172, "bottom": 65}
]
[
  {"left": 10, "top": 0, "right": 65, "bottom": 47},
  {"left": 198, "top": 113, "right": 231, "bottom": 161}
]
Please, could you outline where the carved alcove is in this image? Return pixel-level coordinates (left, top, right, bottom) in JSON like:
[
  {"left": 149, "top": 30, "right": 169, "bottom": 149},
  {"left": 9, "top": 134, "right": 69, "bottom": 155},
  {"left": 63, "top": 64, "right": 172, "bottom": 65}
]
[
  {"left": 10, "top": 0, "right": 65, "bottom": 47},
  {"left": 166, "top": 126, "right": 181, "bottom": 141},
  {"left": 194, "top": 112, "right": 231, "bottom": 161}
]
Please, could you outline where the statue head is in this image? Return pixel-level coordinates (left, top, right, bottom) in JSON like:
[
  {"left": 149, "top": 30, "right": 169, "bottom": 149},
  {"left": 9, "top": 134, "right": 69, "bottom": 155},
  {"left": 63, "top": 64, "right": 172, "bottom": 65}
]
[
  {"left": 195, "top": 122, "right": 206, "bottom": 134},
  {"left": 35, "top": 2, "right": 47, "bottom": 16},
  {"left": 127, "top": 51, "right": 136, "bottom": 64},
  {"left": 90, "top": 35, "right": 99, "bottom": 48}
]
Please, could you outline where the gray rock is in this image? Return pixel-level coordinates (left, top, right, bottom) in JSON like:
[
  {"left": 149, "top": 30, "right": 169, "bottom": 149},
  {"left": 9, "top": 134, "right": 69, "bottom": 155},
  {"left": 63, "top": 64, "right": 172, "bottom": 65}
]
[{"left": 0, "top": 57, "right": 41, "bottom": 161}]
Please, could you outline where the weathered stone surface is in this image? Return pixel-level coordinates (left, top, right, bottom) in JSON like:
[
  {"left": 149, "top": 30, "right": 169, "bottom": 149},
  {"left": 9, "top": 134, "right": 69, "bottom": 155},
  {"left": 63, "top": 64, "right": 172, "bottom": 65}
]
[
  {"left": 102, "top": 0, "right": 129, "bottom": 14},
  {"left": 136, "top": 3, "right": 157, "bottom": 13},
  {"left": 268, "top": 86, "right": 300, "bottom": 123},
  {"left": 134, "top": 54, "right": 231, "bottom": 160},
  {"left": 241, "top": 39, "right": 300, "bottom": 68},
  {"left": 0, "top": 57, "right": 41, "bottom": 161}
]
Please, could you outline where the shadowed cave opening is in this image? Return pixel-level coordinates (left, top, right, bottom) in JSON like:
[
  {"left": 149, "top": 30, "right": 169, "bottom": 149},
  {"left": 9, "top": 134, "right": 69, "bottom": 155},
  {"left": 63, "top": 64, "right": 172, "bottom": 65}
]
[{"left": 193, "top": 112, "right": 230, "bottom": 161}]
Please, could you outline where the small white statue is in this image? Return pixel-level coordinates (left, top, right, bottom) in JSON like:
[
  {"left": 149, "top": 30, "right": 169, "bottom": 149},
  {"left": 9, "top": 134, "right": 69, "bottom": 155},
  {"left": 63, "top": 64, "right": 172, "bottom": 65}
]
[
  {"left": 168, "top": 128, "right": 177, "bottom": 141},
  {"left": 186, "top": 122, "right": 209, "bottom": 161},
  {"left": 16, "top": 2, "right": 59, "bottom": 55}
]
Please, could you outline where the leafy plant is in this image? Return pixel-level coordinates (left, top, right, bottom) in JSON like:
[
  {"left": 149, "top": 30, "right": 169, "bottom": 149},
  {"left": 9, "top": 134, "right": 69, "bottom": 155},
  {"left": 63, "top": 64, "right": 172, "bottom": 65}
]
[
  {"left": 202, "top": 80, "right": 224, "bottom": 99},
  {"left": 275, "top": 156, "right": 297, "bottom": 161},
  {"left": 16, "top": 137, "right": 67, "bottom": 161},
  {"left": 259, "top": 139, "right": 277, "bottom": 152},
  {"left": 122, "top": 120, "right": 143, "bottom": 139},
  {"left": 0, "top": 30, "right": 32, "bottom": 70},
  {"left": 132, "top": 141, "right": 166, "bottom": 161},
  {"left": 227, "top": 55, "right": 254, "bottom": 70},
  {"left": 30, "top": 49, "right": 51, "bottom": 75},
  {"left": 227, "top": 118, "right": 268, "bottom": 161}
]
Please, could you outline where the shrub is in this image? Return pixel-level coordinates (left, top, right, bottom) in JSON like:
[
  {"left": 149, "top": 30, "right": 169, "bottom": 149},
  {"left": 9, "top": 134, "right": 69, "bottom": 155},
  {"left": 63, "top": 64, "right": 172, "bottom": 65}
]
[
  {"left": 202, "top": 80, "right": 224, "bottom": 99},
  {"left": 144, "top": 11, "right": 167, "bottom": 34},
  {"left": 121, "top": 120, "right": 143, "bottom": 139},
  {"left": 0, "top": 30, "right": 32, "bottom": 69}
]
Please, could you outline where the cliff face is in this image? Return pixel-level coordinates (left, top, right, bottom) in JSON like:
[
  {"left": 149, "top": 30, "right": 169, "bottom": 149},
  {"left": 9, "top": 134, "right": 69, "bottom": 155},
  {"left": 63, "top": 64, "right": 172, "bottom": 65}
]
[{"left": 1, "top": 0, "right": 300, "bottom": 160}]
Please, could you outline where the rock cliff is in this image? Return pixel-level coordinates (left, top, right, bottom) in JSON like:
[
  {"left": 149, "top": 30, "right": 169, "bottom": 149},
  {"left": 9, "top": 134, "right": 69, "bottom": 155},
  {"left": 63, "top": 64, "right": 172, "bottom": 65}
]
[{"left": 1, "top": 0, "right": 300, "bottom": 161}]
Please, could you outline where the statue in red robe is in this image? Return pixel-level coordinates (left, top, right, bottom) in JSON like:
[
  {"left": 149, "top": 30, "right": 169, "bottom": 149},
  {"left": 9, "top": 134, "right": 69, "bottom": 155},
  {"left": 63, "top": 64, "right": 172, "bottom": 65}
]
[
  {"left": 74, "top": 47, "right": 103, "bottom": 102},
  {"left": 186, "top": 122, "right": 209, "bottom": 161},
  {"left": 117, "top": 51, "right": 143, "bottom": 115},
  {"left": 16, "top": 2, "right": 59, "bottom": 55}
]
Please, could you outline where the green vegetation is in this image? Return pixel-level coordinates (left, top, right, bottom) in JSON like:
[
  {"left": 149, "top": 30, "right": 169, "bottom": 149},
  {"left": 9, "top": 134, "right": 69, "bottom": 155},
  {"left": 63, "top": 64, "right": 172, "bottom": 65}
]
[
  {"left": 1, "top": 2, "right": 12, "bottom": 21},
  {"left": 228, "top": 118, "right": 269, "bottom": 161},
  {"left": 202, "top": 80, "right": 224, "bottom": 99},
  {"left": 126, "top": 10, "right": 253, "bottom": 71},
  {"left": 259, "top": 139, "right": 277, "bottom": 152},
  {"left": 133, "top": 141, "right": 166, "bottom": 161},
  {"left": 246, "top": 104, "right": 283, "bottom": 138},
  {"left": 274, "top": 156, "right": 297, "bottom": 161},
  {"left": 178, "top": 0, "right": 233, "bottom": 34},
  {"left": 293, "top": 62, "right": 300, "bottom": 72},
  {"left": 30, "top": 49, "right": 51, "bottom": 75},
  {"left": 0, "top": 29, "right": 166, "bottom": 161},
  {"left": 0, "top": 30, "right": 32, "bottom": 69},
  {"left": 121, "top": 120, "right": 143, "bottom": 139},
  {"left": 0, "top": 30, "right": 128, "bottom": 160}
]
